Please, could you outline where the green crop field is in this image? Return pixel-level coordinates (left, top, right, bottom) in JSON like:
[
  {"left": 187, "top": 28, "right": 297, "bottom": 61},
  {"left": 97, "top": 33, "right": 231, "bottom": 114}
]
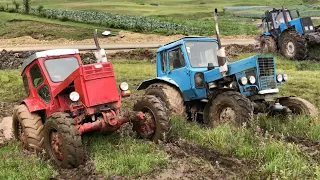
[
  {"left": 0, "top": 54, "right": 320, "bottom": 179},
  {"left": 2, "top": 0, "right": 320, "bottom": 36}
]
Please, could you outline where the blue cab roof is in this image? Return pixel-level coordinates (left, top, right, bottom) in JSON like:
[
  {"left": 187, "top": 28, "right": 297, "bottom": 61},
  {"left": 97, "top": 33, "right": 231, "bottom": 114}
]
[{"left": 157, "top": 36, "right": 218, "bottom": 52}]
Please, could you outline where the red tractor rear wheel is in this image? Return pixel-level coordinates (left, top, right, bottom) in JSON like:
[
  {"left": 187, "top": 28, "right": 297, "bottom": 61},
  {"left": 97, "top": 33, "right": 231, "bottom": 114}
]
[
  {"left": 44, "top": 112, "right": 85, "bottom": 168},
  {"left": 133, "top": 95, "right": 172, "bottom": 142},
  {"left": 12, "top": 105, "right": 44, "bottom": 152}
]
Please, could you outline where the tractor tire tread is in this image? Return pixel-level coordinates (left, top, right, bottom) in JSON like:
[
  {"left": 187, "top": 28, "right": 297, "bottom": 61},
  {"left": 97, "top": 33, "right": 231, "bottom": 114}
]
[
  {"left": 209, "top": 91, "right": 253, "bottom": 127},
  {"left": 44, "top": 112, "right": 85, "bottom": 168},
  {"left": 280, "top": 29, "right": 307, "bottom": 60},
  {"left": 12, "top": 104, "right": 44, "bottom": 152},
  {"left": 279, "top": 97, "right": 318, "bottom": 118},
  {"left": 145, "top": 83, "right": 185, "bottom": 115},
  {"left": 134, "top": 95, "right": 172, "bottom": 142}
]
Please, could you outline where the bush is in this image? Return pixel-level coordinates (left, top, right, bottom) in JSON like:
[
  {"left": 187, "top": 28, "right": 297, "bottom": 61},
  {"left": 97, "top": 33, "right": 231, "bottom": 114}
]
[
  {"left": 12, "top": 0, "right": 20, "bottom": 12},
  {"left": 0, "top": 5, "right": 4, "bottom": 12},
  {"left": 37, "top": 4, "right": 44, "bottom": 13}
]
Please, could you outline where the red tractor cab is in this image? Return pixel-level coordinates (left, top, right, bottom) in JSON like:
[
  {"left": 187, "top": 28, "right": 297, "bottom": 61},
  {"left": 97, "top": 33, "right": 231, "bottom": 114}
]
[{"left": 13, "top": 48, "right": 172, "bottom": 168}]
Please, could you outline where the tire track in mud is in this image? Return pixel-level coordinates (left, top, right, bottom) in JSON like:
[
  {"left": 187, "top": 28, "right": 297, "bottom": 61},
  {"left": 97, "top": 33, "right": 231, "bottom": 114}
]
[
  {"left": 272, "top": 133, "right": 320, "bottom": 163},
  {"left": 143, "top": 138, "right": 258, "bottom": 180}
]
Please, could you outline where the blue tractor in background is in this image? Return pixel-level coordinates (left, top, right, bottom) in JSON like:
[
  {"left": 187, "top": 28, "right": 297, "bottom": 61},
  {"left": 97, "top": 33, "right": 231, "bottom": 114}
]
[
  {"left": 260, "top": 7, "right": 320, "bottom": 60},
  {"left": 137, "top": 9, "right": 318, "bottom": 127}
]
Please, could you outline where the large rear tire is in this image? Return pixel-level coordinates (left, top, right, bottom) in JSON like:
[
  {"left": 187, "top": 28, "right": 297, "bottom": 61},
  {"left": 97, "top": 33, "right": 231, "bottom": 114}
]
[
  {"left": 279, "top": 97, "right": 318, "bottom": 118},
  {"left": 12, "top": 105, "right": 44, "bottom": 152},
  {"left": 133, "top": 95, "right": 172, "bottom": 142},
  {"left": 260, "top": 36, "right": 277, "bottom": 53},
  {"left": 145, "top": 83, "right": 185, "bottom": 115},
  {"left": 209, "top": 91, "right": 253, "bottom": 127},
  {"left": 279, "top": 30, "right": 307, "bottom": 60},
  {"left": 44, "top": 112, "right": 85, "bottom": 168}
]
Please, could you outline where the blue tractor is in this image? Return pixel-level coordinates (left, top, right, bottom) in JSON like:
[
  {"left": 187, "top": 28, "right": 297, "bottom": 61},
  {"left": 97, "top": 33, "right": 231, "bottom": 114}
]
[
  {"left": 260, "top": 7, "right": 320, "bottom": 59},
  {"left": 137, "top": 9, "right": 318, "bottom": 126}
]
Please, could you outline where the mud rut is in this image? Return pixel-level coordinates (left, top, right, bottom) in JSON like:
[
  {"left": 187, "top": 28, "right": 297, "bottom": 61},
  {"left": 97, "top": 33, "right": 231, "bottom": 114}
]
[{"left": 0, "top": 45, "right": 320, "bottom": 179}]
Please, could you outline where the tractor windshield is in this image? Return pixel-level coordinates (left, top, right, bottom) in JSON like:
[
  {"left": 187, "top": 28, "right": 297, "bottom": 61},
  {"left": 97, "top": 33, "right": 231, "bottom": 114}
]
[
  {"left": 185, "top": 41, "right": 219, "bottom": 68},
  {"left": 271, "top": 11, "right": 292, "bottom": 28},
  {"left": 44, "top": 57, "right": 79, "bottom": 82}
]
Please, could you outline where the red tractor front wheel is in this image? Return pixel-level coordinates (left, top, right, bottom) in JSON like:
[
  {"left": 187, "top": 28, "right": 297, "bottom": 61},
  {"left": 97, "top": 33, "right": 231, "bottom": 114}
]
[
  {"left": 44, "top": 112, "right": 85, "bottom": 168},
  {"left": 133, "top": 95, "right": 172, "bottom": 142}
]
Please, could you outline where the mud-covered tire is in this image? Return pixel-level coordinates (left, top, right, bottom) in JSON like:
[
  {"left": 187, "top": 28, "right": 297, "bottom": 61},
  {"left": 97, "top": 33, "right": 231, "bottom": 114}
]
[
  {"left": 44, "top": 112, "right": 85, "bottom": 168},
  {"left": 145, "top": 83, "right": 185, "bottom": 115},
  {"left": 133, "top": 95, "right": 172, "bottom": 142},
  {"left": 12, "top": 104, "right": 44, "bottom": 152},
  {"left": 209, "top": 91, "right": 253, "bottom": 127},
  {"left": 279, "top": 97, "right": 318, "bottom": 118},
  {"left": 260, "top": 36, "right": 277, "bottom": 53},
  {"left": 279, "top": 30, "right": 307, "bottom": 60}
]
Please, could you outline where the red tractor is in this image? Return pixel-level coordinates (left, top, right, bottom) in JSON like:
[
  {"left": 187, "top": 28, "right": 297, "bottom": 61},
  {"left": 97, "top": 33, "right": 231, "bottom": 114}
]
[{"left": 12, "top": 31, "right": 172, "bottom": 168}]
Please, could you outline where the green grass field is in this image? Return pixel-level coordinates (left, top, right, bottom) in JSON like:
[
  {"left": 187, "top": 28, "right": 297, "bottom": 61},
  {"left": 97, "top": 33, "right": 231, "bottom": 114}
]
[
  {"left": 0, "top": 12, "right": 117, "bottom": 40},
  {"left": 0, "top": 54, "right": 320, "bottom": 179}
]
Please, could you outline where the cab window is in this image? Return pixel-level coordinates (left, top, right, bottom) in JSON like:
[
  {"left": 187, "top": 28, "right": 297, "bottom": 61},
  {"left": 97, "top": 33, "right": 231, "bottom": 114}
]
[
  {"left": 168, "top": 47, "right": 185, "bottom": 70},
  {"left": 30, "top": 63, "right": 44, "bottom": 87},
  {"left": 22, "top": 74, "right": 30, "bottom": 95}
]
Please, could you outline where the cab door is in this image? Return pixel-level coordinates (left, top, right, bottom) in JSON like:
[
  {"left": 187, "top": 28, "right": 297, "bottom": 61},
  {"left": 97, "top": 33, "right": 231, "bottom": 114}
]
[{"left": 166, "top": 46, "right": 196, "bottom": 100}]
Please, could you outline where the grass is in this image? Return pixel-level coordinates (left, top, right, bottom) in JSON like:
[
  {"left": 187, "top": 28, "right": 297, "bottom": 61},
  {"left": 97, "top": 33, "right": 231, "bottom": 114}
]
[
  {"left": 0, "top": 12, "right": 118, "bottom": 40},
  {"left": 83, "top": 134, "right": 167, "bottom": 178},
  {"left": 171, "top": 117, "right": 317, "bottom": 179},
  {"left": 0, "top": 55, "right": 320, "bottom": 179},
  {"left": 0, "top": 142, "right": 56, "bottom": 180}
]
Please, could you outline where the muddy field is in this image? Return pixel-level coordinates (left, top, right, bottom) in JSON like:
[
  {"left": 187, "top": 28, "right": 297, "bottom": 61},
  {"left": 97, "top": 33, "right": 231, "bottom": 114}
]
[{"left": 1, "top": 44, "right": 320, "bottom": 179}]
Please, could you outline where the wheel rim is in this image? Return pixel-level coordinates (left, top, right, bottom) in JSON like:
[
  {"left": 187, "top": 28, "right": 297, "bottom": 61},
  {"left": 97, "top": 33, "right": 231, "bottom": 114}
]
[
  {"left": 139, "top": 108, "right": 156, "bottom": 140},
  {"left": 286, "top": 41, "right": 295, "bottom": 56},
  {"left": 219, "top": 107, "right": 236, "bottom": 123},
  {"left": 49, "top": 129, "right": 63, "bottom": 161}
]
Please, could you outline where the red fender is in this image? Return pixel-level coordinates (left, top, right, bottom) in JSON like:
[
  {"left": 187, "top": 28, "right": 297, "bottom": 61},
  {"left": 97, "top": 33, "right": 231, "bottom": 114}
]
[{"left": 22, "top": 98, "right": 47, "bottom": 113}]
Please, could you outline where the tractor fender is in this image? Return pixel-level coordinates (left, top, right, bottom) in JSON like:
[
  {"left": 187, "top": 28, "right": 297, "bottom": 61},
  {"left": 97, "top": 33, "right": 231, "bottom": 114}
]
[
  {"left": 22, "top": 98, "right": 47, "bottom": 113},
  {"left": 137, "top": 77, "right": 181, "bottom": 91}
]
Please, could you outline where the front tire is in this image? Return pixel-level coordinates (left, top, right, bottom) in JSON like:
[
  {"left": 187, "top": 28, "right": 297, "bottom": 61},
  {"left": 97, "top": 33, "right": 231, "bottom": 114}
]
[
  {"left": 44, "top": 112, "right": 85, "bottom": 168},
  {"left": 279, "top": 97, "right": 318, "bottom": 118},
  {"left": 145, "top": 83, "right": 185, "bottom": 115},
  {"left": 260, "top": 36, "right": 277, "bottom": 53},
  {"left": 208, "top": 91, "right": 253, "bottom": 127},
  {"left": 133, "top": 95, "right": 172, "bottom": 142},
  {"left": 12, "top": 105, "right": 44, "bottom": 152}
]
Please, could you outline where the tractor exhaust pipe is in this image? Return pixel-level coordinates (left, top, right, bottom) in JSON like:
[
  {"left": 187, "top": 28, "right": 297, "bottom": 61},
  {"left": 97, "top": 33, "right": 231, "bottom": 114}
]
[
  {"left": 214, "top": 8, "right": 228, "bottom": 76},
  {"left": 93, "top": 29, "right": 108, "bottom": 63}
]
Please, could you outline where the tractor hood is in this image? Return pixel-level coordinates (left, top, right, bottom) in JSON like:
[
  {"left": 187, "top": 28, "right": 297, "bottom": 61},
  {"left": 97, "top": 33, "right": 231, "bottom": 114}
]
[
  {"left": 204, "top": 55, "right": 280, "bottom": 97},
  {"left": 204, "top": 55, "right": 258, "bottom": 83},
  {"left": 53, "top": 62, "right": 120, "bottom": 107}
]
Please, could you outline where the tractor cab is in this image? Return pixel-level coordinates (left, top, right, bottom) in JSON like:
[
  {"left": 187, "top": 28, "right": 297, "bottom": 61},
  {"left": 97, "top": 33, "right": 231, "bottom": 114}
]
[
  {"left": 153, "top": 36, "right": 220, "bottom": 99},
  {"left": 262, "top": 8, "right": 317, "bottom": 37}
]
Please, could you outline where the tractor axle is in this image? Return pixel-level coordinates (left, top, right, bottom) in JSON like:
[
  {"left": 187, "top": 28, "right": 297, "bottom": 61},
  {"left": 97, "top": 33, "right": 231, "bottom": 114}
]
[{"left": 77, "top": 111, "right": 150, "bottom": 135}]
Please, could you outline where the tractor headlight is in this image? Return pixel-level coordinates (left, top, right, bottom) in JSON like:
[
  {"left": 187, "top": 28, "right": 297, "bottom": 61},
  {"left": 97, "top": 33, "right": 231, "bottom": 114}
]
[
  {"left": 239, "top": 77, "right": 248, "bottom": 86},
  {"left": 69, "top": 91, "right": 80, "bottom": 102},
  {"left": 277, "top": 74, "right": 283, "bottom": 82},
  {"left": 283, "top": 74, "right": 288, "bottom": 81},
  {"left": 120, "top": 82, "right": 129, "bottom": 91},
  {"left": 310, "top": 26, "right": 314, "bottom": 30},
  {"left": 195, "top": 72, "right": 205, "bottom": 88},
  {"left": 248, "top": 76, "right": 256, "bottom": 84}
]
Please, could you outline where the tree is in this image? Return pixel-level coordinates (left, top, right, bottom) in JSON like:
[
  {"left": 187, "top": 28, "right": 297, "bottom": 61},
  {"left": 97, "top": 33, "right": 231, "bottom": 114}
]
[{"left": 23, "top": 0, "right": 30, "bottom": 14}]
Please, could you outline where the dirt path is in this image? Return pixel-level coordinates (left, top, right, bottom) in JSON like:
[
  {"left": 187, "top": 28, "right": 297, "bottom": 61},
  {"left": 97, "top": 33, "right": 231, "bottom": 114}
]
[
  {"left": 0, "top": 31, "right": 256, "bottom": 47},
  {"left": 138, "top": 138, "right": 257, "bottom": 180}
]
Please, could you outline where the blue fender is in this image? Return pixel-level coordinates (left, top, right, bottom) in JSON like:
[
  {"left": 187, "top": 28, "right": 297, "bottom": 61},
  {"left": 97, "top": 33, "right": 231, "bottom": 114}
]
[{"left": 136, "top": 77, "right": 181, "bottom": 91}]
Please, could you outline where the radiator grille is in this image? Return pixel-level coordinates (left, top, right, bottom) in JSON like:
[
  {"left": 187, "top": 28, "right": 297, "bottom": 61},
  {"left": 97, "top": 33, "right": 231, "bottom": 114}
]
[
  {"left": 83, "top": 63, "right": 114, "bottom": 81},
  {"left": 258, "top": 57, "right": 276, "bottom": 89}
]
